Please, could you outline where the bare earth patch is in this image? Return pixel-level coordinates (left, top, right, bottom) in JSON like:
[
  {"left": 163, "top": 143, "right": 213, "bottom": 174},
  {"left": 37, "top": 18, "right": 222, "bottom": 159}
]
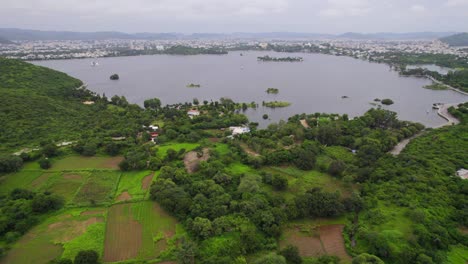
[
  {"left": 184, "top": 148, "right": 210, "bottom": 173},
  {"left": 141, "top": 173, "right": 154, "bottom": 190},
  {"left": 240, "top": 143, "right": 260, "bottom": 157},
  {"left": 116, "top": 191, "right": 132, "bottom": 201},
  {"left": 101, "top": 156, "right": 124, "bottom": 169},
  {"left": 282, "top": 224, "right": 351, "bottom": 261},
  {"left": 281, "top": 227, "right": 325, "bottom": 257},
  {"left": 104, "top": 204, "right": 143, "bottom": 262},
  {"left": 81, "top": 209, "right": 106, "bottom": 216},
  {"left": 49, "top": 217, "right": 104, "bottom": 243},
  {"left": 63, "top": 174, "right": 83, "bottom": 180},
  {"left": 209, "top": 137, "right": 220, "bottom": 143},
  {"left": 300, "top": 119, "right": 310, "bottom": 128},
  {"left": 319, "top": 225, "right": 352, "bottom": 262}
]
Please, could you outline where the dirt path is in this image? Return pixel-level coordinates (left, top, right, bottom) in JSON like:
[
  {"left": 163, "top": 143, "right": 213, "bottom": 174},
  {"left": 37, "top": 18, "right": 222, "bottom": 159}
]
[
  {"left": 427, "top": 76, "right": 468, "bottom": 96},
  {"left": 240, "top": 143, "right": 260, "bottom": 157},
  {"left": 390, "top": 102, "right": 462, "bottom": 156},
  {"left": 389, "top": 132, "right": 424, "bottom": 156},
  {"left": 436, "top": 103, "right": 461, "bottom": 127},
  {"left": 300, "top": 119, "right": 310, "bottom": 128}
]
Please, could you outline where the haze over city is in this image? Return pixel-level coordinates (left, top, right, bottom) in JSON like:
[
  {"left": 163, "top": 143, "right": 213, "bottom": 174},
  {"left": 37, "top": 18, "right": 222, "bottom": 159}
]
[{"left": 1, "top": 0, "right": 468, "bottom": 33}]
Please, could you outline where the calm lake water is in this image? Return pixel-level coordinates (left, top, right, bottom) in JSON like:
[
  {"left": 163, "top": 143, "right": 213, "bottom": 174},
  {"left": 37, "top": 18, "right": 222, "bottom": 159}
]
[{"left": 33, "top": 51, "right": 467, "bottom": 128}]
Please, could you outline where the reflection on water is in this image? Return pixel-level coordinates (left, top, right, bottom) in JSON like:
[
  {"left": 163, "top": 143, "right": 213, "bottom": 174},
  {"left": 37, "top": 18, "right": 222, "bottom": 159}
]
[{"left": 33, "top": 51, "right": 467, "bottom": 128}]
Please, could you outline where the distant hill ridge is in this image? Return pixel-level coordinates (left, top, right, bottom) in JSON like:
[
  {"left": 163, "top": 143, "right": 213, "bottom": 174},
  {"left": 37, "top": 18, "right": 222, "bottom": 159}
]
[
  {"left": 440, "top": 32, "right": 468, "bottom": 47},
  {"left": 0, "top": 36, "right": 14, "bottom": 44},
  {"left": 0, "top": 28, "right": 458, "bottom": 41}
]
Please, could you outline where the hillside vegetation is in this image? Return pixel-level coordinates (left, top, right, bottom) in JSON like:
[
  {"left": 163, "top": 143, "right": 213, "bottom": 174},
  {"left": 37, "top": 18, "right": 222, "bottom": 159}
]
[
  {"left": 0, "top": 58, "right": 148, "bottom": 153},
  {"left": 440, "top": 33, "right": 468, "bottom": 47}
]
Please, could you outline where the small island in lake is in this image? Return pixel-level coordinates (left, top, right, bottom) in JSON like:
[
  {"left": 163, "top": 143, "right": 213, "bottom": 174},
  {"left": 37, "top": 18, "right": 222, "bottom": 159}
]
[
  {"left": 262, "top": 101, "right": 291, "bottom": 108},
  {"left": 257, "top": 55, "right": 303, "bottom": 62},
  {"left": 186, "top": 83, "right": 201, "bottom": 88},
  {"left": 381, "top": 98, "right": 394, "bottom": 105},
  {"left": 110, "top": 74, "right": 119, "bottom": 80},
  {"left": 266, "top": 88, "right": 279, "bottom": 94}
]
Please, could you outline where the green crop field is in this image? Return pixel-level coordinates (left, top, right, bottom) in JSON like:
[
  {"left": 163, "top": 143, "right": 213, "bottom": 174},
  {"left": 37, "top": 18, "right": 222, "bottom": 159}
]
[
  {"left": 0, "top": 170, "right": 44, "bottom": 194},
  {"left": 51, "top": 155, "right": 123, "bottom": 171},
  {"left": 156, "top": 143, "right": 199, "bottom": 158},
  {"left": 115, "top": 170, "right": 154, "bottom": 201},
  {"left": 103, "top": 201, "right": 182, "bottom": 262},
  {"left": 0, "top": 208, "right": 107, "bottom": 264},
  {"left": 73, "top": 171, "right": 121, "bottom": 206},
  {"left": 262, "top": 167, "right": 352, "bottom": 200}
]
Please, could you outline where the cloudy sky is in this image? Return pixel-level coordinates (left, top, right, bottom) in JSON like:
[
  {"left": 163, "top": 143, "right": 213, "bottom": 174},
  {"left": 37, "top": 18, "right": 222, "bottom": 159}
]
[{"left": 1, "top": 0, "right": 467, "bottom": 33}]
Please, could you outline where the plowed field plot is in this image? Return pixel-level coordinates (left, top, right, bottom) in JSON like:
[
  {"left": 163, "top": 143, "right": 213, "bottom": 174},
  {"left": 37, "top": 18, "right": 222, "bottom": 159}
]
[
  {"left": 281, "top": 224, "right": 351, "bottom": 262},
  {"left": 0, "top": 209, "right": 106, "bottom": 264},
  {"left": 103, "top": 201, "right": 180, "bottom": 262},
  {"left": 73, "top": 171, "right": 120, "bottom": 206},
  {"left": 52, "top": 155, "right": 124, "bottom": 170}
]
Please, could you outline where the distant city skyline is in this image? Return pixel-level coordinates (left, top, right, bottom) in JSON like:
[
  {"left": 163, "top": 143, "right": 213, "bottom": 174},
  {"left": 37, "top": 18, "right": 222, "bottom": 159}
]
[{"left": 1, "top": 0, "right": 468, "bottom": 34}]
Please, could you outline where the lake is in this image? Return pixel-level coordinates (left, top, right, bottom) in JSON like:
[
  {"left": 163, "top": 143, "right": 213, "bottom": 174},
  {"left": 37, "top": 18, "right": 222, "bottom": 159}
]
[{"left": 33, "top": 51, "right": 467, "bottom": 128}]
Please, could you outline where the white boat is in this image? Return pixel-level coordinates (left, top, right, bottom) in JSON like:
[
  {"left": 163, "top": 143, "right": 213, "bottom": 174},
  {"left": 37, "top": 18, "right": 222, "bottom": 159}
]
[{"left": 91, "top": 61, "right": 99, "bottom": 67}]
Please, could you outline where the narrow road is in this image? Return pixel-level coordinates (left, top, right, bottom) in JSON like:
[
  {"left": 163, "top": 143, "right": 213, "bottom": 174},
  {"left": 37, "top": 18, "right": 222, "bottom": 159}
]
[
  {"left": 390, "top": 103, "right": 462, "bottom": 156},
  {"left": 426, "top": 76, "right": 468, "bottom": 96},
  {"left": 436, "top": 103, "right": 460, "bottom": 128}
]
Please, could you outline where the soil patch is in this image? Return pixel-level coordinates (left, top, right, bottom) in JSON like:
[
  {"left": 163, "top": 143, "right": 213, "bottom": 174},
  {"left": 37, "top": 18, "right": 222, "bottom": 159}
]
[
  {"left": 240, "top": 143, "right": 260, "bottom": 157},
  {"left": 282, "top": 228, "right": 325, "bottom": 257},
  {"left": 81, "top": 209, "right": 105, "bottom": 216},
  {"left": 116, "top": 191, "right": 132, "bottom": 201},
  {"left": 102, "top": 156, "right": 124, "bottom": 169},
  {"left": 31, "top": 173, "right": 53, "bottom": 188},
  {"left": 282, "top": 224, "right": 351, "bottom": 260},
  {"left": 103, "top": 204, "right": 143, "bottom": 262},
  {"left": 319, "top": 225, "right": 352, "bottom": 262},
  {"left": 63, "top": 174, "right": 83, "bottom": 180},
  {"left": 184, "top": 148, "right": 210, "bottom": 173},
  {"left": 49, "top": 217, "right": 103, "bottom": 243},
  {"left": 209, "top": 137, "right": 220, "bottom": 143},
  {"left": 141, "top": 173, "right": 154, "bottom": 190},
  {"left": 300, "top": 119, "right": 310, "bottom": 128}
]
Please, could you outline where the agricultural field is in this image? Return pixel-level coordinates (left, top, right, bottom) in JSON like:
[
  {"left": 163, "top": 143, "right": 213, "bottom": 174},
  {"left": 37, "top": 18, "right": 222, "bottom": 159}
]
[
  {"left": 51, "top": 155, "right": 124, "bottom": 170},
  {"left": 281, "top": 218, "right": 352, "bottom": 263},
  {"left": 0, "top": 208, "right": 106, "bottom": 264},
  {"left": 103, "top": 201, "right": 182, "bottom": 262},
  {"left": 115, "top": 170, "right": 156, "bottom": 201},
  {"left": 262, "top": 166, "right": 352, "bottom": 200},
  {"left": 155, "top": 143, "right": 199, "bottom": 158}
]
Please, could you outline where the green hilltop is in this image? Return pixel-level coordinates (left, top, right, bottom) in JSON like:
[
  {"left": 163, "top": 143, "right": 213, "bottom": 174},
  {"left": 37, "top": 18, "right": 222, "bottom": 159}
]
[
  {"left": 0, "top": 58, "right": 147, "bottom": 154},
  {"left": 440, "top": 32, "right": 468, "bottom": 47}
]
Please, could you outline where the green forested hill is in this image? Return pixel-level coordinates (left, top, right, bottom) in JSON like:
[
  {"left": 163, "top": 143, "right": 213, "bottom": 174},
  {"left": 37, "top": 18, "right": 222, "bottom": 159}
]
[
  {"left": 0, "top": 58, "right": 148, "bottom": 153},
  {"left": 440, "top": 33, "right": 468, "bottom": 47}
]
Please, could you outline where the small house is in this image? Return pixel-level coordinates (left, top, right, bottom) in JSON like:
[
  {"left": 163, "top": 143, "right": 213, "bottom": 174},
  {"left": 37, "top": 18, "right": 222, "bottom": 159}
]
[
  {"left": 149, "top": 125, "right": 159, "bottom": 131},
  {"left": 229, "top": 126, "right": 251, "bottom": 136},
  {"left": 187, "top": 109, "right": 200, "bottom": 119},
  {"left": 457, "top": 169, "right": 468, "bottom": 180}
]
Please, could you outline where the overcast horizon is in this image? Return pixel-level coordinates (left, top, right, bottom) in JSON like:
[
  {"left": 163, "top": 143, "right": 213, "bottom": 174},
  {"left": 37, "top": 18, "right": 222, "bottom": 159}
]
[{"left": 1, "top": 0, "right": 468, "bottom": 34}]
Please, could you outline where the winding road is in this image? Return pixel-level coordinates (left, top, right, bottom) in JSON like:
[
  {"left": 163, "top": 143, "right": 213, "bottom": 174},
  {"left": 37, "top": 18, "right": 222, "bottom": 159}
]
[{"left": 390, "top": 102, "right": 462, "bottom": 156}]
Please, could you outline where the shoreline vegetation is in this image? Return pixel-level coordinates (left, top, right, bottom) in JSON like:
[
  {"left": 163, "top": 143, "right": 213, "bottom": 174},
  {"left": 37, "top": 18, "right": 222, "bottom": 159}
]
[
  {"left": 424, "top": 82, "right": 448, "bottom": 90},
  {"left": 266, "top": 88, "right": 279, "bottom": 94},
  {"left": 257, "top": 55, "right": 303, "bottom": 62},
  {"left": 262, "top": 101, "right": 291, "bottom": 108},
  {"left": 186, "top": 83, "right": 201, "bottom": 88},
  {"left": 1, "top": 57, "right": 468, "bottom": 264}
]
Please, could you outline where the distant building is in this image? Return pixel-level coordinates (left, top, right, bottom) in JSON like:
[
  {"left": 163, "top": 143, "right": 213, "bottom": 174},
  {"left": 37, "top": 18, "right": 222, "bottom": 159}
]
[
  {"left": 229, "top": 126, "right": 250, "bottom": 136},
  {"left": 457, "top": 169, "right": 468, "bottom": 179},
  {"left": 187, "top": 109, "right": 200, "bottom": 119},
  {"left": 82, "top": 101, "right": 95, "bottom": 105},
  {"left": 149, "top": 125, "right": 159, "bottom": 131}
]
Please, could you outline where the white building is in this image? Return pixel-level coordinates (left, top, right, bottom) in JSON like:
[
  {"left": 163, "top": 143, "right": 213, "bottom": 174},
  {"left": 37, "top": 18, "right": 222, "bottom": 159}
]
[
  {"left": 457, "top": 169, "right": 468, "bottom": 180},
  {"left": 229, "top": 126, "right": 250, "bottom": 136}
]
